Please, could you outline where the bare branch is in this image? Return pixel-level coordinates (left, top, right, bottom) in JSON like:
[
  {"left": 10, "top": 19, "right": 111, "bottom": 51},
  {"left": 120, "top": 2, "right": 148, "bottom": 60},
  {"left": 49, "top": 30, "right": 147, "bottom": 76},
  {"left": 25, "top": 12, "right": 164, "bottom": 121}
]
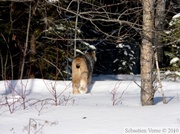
[
  {"left": 19, "top": 3, "right": 31, "bottom": 79},
  {"left": 165, "top": 39, "right": 180, "bottom": 46},
  {"left": 46, "top": 1, "right": 142, "bottom": 31},
  {"left": 154, "top": 52, "right": 166, "bottom": 104}
]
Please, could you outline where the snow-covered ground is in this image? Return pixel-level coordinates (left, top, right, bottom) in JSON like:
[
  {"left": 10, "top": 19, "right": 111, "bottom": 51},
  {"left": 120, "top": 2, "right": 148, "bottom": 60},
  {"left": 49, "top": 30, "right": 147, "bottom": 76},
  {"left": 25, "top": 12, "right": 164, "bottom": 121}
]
[{"left": 0, "top": 75, "right": 180, "bottom": 134}]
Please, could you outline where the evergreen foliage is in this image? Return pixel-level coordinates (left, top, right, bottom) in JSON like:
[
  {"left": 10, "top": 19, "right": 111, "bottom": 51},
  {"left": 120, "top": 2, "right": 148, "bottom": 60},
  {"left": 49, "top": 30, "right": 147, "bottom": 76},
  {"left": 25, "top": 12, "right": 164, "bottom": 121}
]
[{"left": 164, "top": 13, "right": 180, "bottom": 81}]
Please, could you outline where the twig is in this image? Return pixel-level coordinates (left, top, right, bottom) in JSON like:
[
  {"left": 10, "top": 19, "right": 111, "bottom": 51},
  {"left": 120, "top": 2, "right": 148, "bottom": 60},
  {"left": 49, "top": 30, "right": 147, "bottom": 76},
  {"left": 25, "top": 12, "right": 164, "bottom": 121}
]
[
  {"left": 111, "top": 81, "right": 130, "bottom": 106},
  {"left": 27, "top": 118, "right": 58, "bottom": 134},
  {"left": 35, "top": 100, "right": 48, "bottom": 116},
  {"left": 155, "top": 52, "right": 166, "bottom": 104},
  {"left": 74, "top": 0, "right": 80, "bottom": 57},
  {"left": 134, "top": 81, "right": 150, "bottom": 94},
  {"left": 19, "top": 2, "right": 31, "bottom": 79}
]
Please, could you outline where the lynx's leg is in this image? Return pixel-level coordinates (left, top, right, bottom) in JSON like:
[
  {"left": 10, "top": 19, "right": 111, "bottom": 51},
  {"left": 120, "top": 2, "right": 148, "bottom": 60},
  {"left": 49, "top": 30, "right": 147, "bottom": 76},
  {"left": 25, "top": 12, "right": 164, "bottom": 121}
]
[
  {"left": 72, "top": 58, "right": 81, "bottom": 94},
  {"left": 72, "top": 84, "right": 80, "bottom": 94},
  {"left": 72, "top": 76, "right": 81, "bottom": 94},
  {"left": 88, "top": 73, "right": 93, "bottom": 85},
  {"left": 79, "top": 72, "right": 88, "bottom": 94}
]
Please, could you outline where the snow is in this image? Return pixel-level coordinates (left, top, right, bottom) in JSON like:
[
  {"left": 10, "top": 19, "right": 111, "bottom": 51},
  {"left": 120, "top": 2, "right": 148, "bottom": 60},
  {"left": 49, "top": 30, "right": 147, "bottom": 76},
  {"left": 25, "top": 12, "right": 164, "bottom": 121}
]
[
  {"left": 170, "top": 57, "right": 180, "bottom": 65},
  {"left": 0, "top": 75, "right": 180, "bottom": 134},
  {"left": 169, "top": 13, "right": 180, "bottom": 26},
  {"left": 124, "top": 50, "right": 128, "bottom": 56},
  {"left": 126, "top": 45, "right": 131, "bottom": 50},
  {"left": 47, "top": 0, "right": 59, "bottom": 3},
  {"left": 164, "top": 30, "right": 171, "bottom": 34},
  {"left": 76, "top": 49, "right": 84, "bottom": 55},
  {"left": 117, "top": 43, "right": 124, "bottom": 48},
  {"left": 113, "top": 59, "right": 119, "bottom": 63},
  {"left": 88, "top": 45, "right": 96, "bottom": 50},
  {"left": 122, "top": 61, "right": 127, "bottom": 65},
  {"left": 81, "top": 41, "right": 96, "bottom": 50},
  {"left": 175, "top": 71, "right": 180, "bottom": 77},
  {"left": 172, "top": 13, "right": 180, "bottom": 20}
]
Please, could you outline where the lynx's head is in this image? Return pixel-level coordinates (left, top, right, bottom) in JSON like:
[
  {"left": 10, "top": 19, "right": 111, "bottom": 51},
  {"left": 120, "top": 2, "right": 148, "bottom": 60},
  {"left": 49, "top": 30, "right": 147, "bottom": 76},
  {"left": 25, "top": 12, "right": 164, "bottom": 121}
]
[{"left": 85, "top": 49, "right": 97, "bottom": 64}]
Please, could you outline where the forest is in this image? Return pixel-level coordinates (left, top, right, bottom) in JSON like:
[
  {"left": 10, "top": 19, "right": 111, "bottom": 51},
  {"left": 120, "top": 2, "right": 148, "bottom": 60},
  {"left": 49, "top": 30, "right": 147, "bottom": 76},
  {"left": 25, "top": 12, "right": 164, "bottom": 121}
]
[
  {"left": 0, "top": 0, "right": 179, "bottom": 81},
  {"left": 0, "top": 1, "right": 180, "bottom": 131}
]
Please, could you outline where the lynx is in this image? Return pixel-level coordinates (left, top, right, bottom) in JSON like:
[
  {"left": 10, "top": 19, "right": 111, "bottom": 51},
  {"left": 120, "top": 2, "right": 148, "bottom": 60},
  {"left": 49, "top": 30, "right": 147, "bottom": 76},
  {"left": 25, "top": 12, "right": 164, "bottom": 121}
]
[{"left": 72, "top": 50, "right": 96, "bottom": 94}]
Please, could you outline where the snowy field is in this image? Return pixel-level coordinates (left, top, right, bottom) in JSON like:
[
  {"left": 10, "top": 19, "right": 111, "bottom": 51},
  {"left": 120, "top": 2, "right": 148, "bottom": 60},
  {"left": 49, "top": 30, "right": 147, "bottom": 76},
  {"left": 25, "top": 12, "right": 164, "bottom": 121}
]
[{"left": 0, "top": 75, "right": 180, "bottom": 134}]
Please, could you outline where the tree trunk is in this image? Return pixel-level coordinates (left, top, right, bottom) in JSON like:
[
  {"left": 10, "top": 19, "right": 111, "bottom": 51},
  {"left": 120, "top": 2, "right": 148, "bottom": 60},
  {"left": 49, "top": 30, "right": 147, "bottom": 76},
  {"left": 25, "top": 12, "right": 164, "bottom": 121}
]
[
  {"left": 74, "top": 0, "right": 80, "bottom": 57},
  {"left": 141, "top": 0, "right": 155, "bottom": 106},
  {"left": 29, "top": 35, "right": 36, "bottom": 78},
  {"left": 155, "top": 0, "right": 166, "bottom": 67}
]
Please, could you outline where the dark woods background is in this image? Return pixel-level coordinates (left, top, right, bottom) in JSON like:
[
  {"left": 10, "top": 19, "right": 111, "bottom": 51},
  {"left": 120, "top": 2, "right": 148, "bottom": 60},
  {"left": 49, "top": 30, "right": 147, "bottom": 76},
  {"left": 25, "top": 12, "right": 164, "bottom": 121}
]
[{"left": 0, "top": 0, "right": 179, "bottom": 80}]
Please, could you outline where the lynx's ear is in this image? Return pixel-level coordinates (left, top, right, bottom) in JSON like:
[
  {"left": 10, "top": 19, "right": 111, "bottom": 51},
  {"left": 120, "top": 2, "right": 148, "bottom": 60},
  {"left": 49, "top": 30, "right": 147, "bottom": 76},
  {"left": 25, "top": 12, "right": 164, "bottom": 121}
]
[
  {"left": 94, "top": 51, "right": 97, "bottom": 62},
  {"left": 91, "top": 51, "right": 97, "bottom": 62}
]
